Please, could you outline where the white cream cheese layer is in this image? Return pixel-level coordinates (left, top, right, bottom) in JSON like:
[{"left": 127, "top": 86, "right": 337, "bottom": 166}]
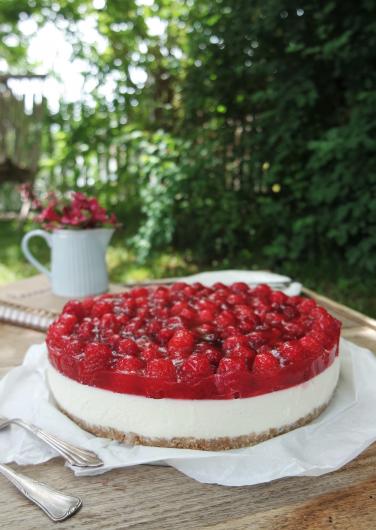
[{"left": 47, "top": 357, "right": 340, "bottom": 439}]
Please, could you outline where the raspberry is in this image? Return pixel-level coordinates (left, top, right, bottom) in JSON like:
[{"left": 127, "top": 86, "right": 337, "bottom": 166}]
[
  {"left": 215, "top": 310, "right": 236, "bottom": 328},
  {"left": 81, "top": 297, "right": 95, "bottom": 314},
  {"left": 153, "top": 287, "right": 170, "bottom": 301},
  {"left": 136, "top": 306, "right": 149, "bottom": 319},
  {"left": 252, "top": 353, "right": 281, "bottom": 375},
  {"left": 252, "top": 302, "right": 270, "bottom": 319},
  {"left": 229, "top": 345, "right": 256, "bottom": 368},
  {"left": 281, "top": 305, "right": 299, "bottom": 321},
  {"left": 65, "top": 339, "right": 84, "bottom": 356},
  {"left": 233, "top": 304, "right": 254, "bottom": 319},
  {"left": 278, "top": 341, "right": 303, "bottom": 364},
  {"left": 180, "top": 354, "right": 214, "bottom": 382},
  {"left": 47, "top": 328, "right": 66, "bottom": 351},
  {"left": 171, "top": 282, "right": 187, "bottom": 291},
  {"left": 171, "top": 301, "right": 188, "bottom": 316},
  {"left": 217, "top": 357, "right": 245, "bottom": 374},
  {"left": 197, "top": 309, "right": 216, "bottom": 323},
  {"left": 122, "top": 298, "right": 136, "bottom": 316},
  {"left": 220, "top": 326, "right": 242, "bottom": 339},
  {"left": 135, "top": 336, "right": 151, "bottom": 348},
  {"left": 300, "top": 316, "right": 314, "bottom": 331},
  {"left": 252, "top": 284, "right": 272, "bottom": 297},
  {"left": 223, "top": 335, "right": 249, "bottom": 353},
  {"left": 309, "top": 328, "right": 333, "bottom": 348},
  {"left": 63, "top": 300, "right": 85, "bottom": 320},
  {"left": 300, "top": 336, "right": 323, "bottom": 358},
  {"left": 116, "top": 356, "right": 144, "bottom": 374},
  {"left": 282, "top": 321, "right": 305, "bottom": 339},
  {"left": 196, "top": 287, "right": 212, "bottom": 298},
  {"left": 91, "top": 301, "right": 113, "bottom": 318},
  {"left": 122, "top": 299, "right": 137, "bottom": 315},
  {"left": 194, "top": 344, "right": 222, "bottom": 364},
  {"left": 231, "top": 282, "right": 249, "bottom": 293},
  {"left": 58, "top": 313, "right": 78, "bottom": 334},
  {"left": 157, "top": 327, "right": 175, "bottom": 345},
  {"left": 265, "top": 312, "right": 284, "bottom": 326},
  {"left": 125, "top": 317, "right": 144, "bottom": 333},
  {"left": 78, "top": 320, "right": 94, "bottom": 340},
  {"left": 144, "top": 320, "right": 160, "bottom": 337},
  {"left": 268, "top": 327, "right": 282, "bottom": 343},
  {"left": 271, "top": 291, "right": 288, "bottom": 305},
  {"left": 312, "top": 309, "right": 338, "bottom": 333},
  {"left": 211, "top": 291, "right": 227, "bottom": 304},
  {"left": 238, "top": 318, "right": 257, "bottom": 333},
  {"left": 247, "top": 331, "right": 269, "bottom": 348},
  {"left": 195, "top": 322, "right": 216, "bottom": 336},
  {"left": 197, "top": 299, "right": 217, "bottom": 311},
  {"left": 227, "top": 293, "right": 247, "bottom": 305},
  {"left": 180, "top": 307, "right": 196, "bottom": 322},
  {"left": 85, "top": 342, "right": 111, "bottom": 361},
  {"left": 100, "top": 313, "right": 117, "bottom": 330},
  {"left": 298, "top": 298, "right": 317, "bottom": 314},
  {"left": 212, "top": 282, "right": 227, "bottom": 290},
  {"left": 257, "top": 344, "right": 273, "bottom": 355},
  {"left": 106, "top": 334, "right": 120, "bottom": 349},
  {"left": 80, "top": 343, "right": 111, "bottom": 383},
  {"left": 152, "top": 306, "right": 169, "bottom": 320},
  {"left": 115, "top": 314, "right": 129, "bottom": 327},
  {"left": 146, "top": 358, "right": 176, "bottom": 381},
  {"left": 118, "top": 338, "right": 139, "bottom": 356},
  {"left": 140, "top": 343, "right": 163, "bottom": 362},
  {"left": 131, "top": 287, "right": 149, "bottom": 298},
  {"left": 168, "top": 328, "right": 196, "bottom": 356},
  {"left": 166, "top": 316, "right": 184, "bottom": 329}
]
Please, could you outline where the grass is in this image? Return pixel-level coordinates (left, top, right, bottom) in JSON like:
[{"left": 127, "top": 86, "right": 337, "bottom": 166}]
[{"left": 0, "top": 219, "right": 375, "bottom": 317}]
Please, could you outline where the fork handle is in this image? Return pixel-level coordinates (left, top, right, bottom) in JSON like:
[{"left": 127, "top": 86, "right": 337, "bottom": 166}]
[
  {"left": 0, "top": 463, "right": 82, "bottom": 521},
  {"left": 15, "top": 420, "right": 103, "bottom": 468}
]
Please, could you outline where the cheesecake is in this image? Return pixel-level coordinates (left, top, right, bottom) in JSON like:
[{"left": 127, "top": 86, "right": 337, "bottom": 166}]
[{"left": 46, "top": 282, "right": 341, "bottom": 450}]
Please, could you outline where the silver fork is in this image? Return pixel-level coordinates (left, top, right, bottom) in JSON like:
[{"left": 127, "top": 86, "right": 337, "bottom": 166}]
[
  {"left": 0, "top": 416, "right": 103, "bottom": 468},
  {"left": 0, "top": 463, "right": 82, "bottom": 521}
]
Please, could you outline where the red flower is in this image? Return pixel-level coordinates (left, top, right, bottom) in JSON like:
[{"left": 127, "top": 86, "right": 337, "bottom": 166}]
[
  {"left": 35, "top": 192, "right": 118, "bottom": 230},
  {"left": 37, "top": 204, "right": 60, "bottom": 224},
  {"left": 109, "top": 213, "right": 117, "bottom": 224}
]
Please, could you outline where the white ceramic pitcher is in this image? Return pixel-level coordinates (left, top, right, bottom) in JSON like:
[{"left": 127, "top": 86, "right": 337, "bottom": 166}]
[{"left": 21, "top": 228, "right": 114, "bottom": 297}]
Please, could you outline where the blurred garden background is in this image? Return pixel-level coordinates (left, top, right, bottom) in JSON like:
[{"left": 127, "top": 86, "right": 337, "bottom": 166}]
[{"left": 0, "top": 0, "right": 375, "bottom": 315}]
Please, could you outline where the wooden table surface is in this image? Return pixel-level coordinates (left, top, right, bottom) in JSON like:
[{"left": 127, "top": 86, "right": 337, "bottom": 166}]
[{"left": 0, "top": 277, "right": 376, "bottom": 529}]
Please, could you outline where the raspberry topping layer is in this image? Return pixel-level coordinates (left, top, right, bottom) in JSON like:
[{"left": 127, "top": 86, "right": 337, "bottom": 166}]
[{"left": 46, "top": 282, "right": 341, "bottom": 399}]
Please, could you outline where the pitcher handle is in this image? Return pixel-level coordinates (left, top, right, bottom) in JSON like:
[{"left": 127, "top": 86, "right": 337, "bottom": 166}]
[{"left": 21, "top": 229, "right": 52, "bottom": 279}]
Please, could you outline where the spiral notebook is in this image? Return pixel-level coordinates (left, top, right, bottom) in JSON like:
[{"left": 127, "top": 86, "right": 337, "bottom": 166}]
[{"left": 0, "top": 275, "right": 124, "bottom": 332}]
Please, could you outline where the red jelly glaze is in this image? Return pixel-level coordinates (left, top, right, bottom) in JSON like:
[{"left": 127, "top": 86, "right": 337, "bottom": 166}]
[{"left": 46, "top": 283, "right": 341, "bottom": 400}]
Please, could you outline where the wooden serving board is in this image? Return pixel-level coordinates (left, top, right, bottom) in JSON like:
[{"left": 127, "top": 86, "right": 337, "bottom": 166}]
[
  {"left": 0, "top": 276, "right": 376, "bottom": 529},
  {"left": 0, "top": 273, "right": 375, "bottom": 333}
]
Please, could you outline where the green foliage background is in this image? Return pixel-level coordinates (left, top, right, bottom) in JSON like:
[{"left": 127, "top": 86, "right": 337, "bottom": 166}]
[{"left": 1, "top": 0, "right": 375, "bottom": 313}]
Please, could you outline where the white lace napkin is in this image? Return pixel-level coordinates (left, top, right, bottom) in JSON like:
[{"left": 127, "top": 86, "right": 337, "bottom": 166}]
[{"left": 0, "top": 338, "right": 376, "bottom": 486}]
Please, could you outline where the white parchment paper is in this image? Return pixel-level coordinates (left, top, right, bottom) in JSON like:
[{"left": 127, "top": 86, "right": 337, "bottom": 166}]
[{"left": 0, "top": 338, "right": 375, "bottom": 486}]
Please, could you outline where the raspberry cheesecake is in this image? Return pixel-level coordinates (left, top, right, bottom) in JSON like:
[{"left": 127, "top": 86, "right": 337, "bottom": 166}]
[{"left": 46, "top": 282, "right": 341, "bottom": 450}]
